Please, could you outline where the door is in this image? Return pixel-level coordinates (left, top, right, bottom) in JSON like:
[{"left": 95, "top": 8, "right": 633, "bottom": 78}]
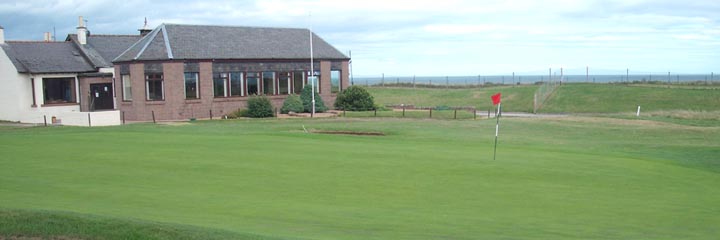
[{"left": 90, "top": 83, "right": 114, "bottom": 111}]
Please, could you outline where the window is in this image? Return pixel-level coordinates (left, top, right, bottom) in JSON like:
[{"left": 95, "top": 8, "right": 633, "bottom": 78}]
[
  {"left": 331, "top": 70, "right": 341, "bottom": 93},
  {"left": 43, "top": 77, "right": 75, "bottom": 104},
  {"left": 247, "top": 72, "right": 260, "bottom": 95},
  {"left": 278, "top": 72, "right": 291, "bottom": 95},
  {"left": 213, "top": 72, "right": 244, "bottom": 97},
  {"left": 213, "top": 73, "right": 228, "bottom": 97},
  {"left": 262, "top": 72, "right": 275, "bottom": 95},
  {"left": 185, "top": 72, "right": 199, "bottom": 99},
  {"left": 121, "top": 75, "right": 132, "bottom": 101},
  {"left": 292, "top": 71, "right": 305, "bottom": 94},
  {"left": 146, "top": 73, "right": 164, "bottom": 101},
  {"left": 229, "top": 72, "right": 244, "bottom": 97},
  {"left": 308, "top": 71, "right": 321, "bottom": 93}
]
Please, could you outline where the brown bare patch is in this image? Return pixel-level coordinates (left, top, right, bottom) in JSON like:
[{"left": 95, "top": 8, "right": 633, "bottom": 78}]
[{"left": 312, "top": 130, "right": 385, "bottom": 136}]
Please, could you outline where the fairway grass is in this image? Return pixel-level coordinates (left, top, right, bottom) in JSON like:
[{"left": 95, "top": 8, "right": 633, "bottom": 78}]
[
  {"left": 1, "top": 117, "right": 719, "bottom": 239},
  {"left": 367, "top": 85, "right": 538, "bottom": 112}
]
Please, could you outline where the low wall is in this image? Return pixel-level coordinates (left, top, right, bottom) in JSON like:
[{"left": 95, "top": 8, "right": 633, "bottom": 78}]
[{"left": 14, "top": 110, "right": 121, "bottom": 127}]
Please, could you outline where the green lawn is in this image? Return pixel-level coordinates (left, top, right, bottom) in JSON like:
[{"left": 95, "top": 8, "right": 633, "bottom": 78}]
[{"left": 1, "top": 117, "right": 719, "bottom": 239}]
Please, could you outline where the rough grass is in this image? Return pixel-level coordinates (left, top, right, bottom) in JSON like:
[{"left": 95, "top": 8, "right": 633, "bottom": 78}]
[
  {"left": 365, "top": 83, "right": 720, "bottom": 114},
  {"left": 0, "top": 209, "right": 282, "bottom": 240},
  {"left": 541, "top": 83, "right": 720, "bottom": 113},
  {"left": 366, "top": 85, "right": 538, "bottom": 112},
  {"left": 1, "top": 118, "right": 719, "bottom": 239}
]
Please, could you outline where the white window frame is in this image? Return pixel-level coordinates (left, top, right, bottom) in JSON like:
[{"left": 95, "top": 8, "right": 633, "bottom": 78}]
[
  {"left": 184, "top": 72, "right": 199, "bottom": 99},
  {"left": 122, "top": 74, "right": 132, "bottom": 101}
]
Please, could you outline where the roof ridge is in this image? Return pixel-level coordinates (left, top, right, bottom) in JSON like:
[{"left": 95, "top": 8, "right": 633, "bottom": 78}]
[
  {"left": 160, "top": 25, "right": 173, "bottom": 59},
  {"left": 163, "top": 23, "right": 308, "bottom": 31},
  {"left": 5, "top": 41, "right": 68, "bottom": 43},
  {"left": 90, "top": 34, "right": 141, "bottom": 37}
]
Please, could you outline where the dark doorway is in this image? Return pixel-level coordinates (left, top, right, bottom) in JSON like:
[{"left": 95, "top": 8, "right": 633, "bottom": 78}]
[{"left": 90, "top": 83, "right": 114, "bottom": 111}]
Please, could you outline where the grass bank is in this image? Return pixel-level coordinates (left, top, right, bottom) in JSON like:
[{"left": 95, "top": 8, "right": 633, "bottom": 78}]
[{"left": 366, "top": 85, "right": 538, "bottom": 112}]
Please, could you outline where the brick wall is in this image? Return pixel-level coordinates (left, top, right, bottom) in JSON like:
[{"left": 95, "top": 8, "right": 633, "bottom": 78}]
[
  {"left": 115, "top": 59, "right": 347, "bottom": 121},
  {"left": 79, "top": 76, "right": 113, "bottom": 112}
]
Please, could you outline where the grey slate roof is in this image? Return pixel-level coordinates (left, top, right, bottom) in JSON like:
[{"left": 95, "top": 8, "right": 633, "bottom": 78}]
[
  {"left": 1, "top": 42, "right": 96, "bottom": 73},
  {"left": 114, "top": 24, "right": 348, "bottom": 62},
  {"left": 67, "top": 34, "right": 142, "bottom": 68}
]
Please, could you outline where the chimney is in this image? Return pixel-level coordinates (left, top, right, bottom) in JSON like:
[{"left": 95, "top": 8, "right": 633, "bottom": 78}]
[
  {"left": 44, "top": 32, "right": 52, "bottom": 42},
  {"left": 77, "top": 16, "right": 88, "bottom": 45},
  {"left": 138, "top": 17, "right": 152, "bottom": 36},
  {"left": 0, "top": 25, "right": 4, "bottom": 44}
]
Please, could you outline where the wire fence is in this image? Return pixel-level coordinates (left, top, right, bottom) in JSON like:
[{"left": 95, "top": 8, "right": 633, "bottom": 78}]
[{"left": 351, "top": 72, "right": 719, "bottom": 88}]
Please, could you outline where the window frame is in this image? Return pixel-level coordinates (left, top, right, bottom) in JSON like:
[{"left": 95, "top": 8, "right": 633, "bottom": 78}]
[
  {"left": 145, "top": 73, "right": 164, "bottom": 101},
  {"left": 331, "top": 70, "right": 341, "bottom": 93},
  {"left": 262, "top": 71, "right": 276, "bottom": 95},
  {"left": 247, "top": 72, "right": 260, "bottom": 96},
  {"left": 42, "top": 77, "right": 76, "bottom": 105},
  {"left": 121, "top": 74, "right": 132, "bottom": 101},
  {"left": 184, "top": 72, "right": 200, "bottom": 99}
]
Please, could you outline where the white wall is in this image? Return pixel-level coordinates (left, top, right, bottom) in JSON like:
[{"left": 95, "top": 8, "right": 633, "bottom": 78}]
[
  {"left": 0, "top": 48, "right": 120, "bottom": 126},
  {"left": 0, "top": 47, "right": 30, "bottom": 121}
]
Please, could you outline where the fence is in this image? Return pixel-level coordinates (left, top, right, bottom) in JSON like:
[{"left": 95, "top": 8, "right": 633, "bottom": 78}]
[{"left": 352, "top": 72, "right": 719, "bottom": 88}]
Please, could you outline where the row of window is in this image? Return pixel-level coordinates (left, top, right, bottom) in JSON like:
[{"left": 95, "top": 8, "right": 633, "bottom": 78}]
[{"left": 122, "top": 70, "right": 341, "bottom": 101}]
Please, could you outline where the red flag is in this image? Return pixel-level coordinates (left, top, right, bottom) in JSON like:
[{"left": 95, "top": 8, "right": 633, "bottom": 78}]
[{"left": 491, "top": 93, "right": 501, "bottom": 105}]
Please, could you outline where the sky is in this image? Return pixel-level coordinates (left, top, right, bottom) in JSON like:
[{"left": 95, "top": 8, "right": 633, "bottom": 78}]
[{"left": 1, "top": 0, "right": 718, "bottom": 77}]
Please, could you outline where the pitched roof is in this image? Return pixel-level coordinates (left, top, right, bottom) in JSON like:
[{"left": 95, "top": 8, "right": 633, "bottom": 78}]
[
  {"left": 67, "top": 34, "right": 142, "bottom": 68},
  {"left": 114, "top": 24, "right": 348, "bottom": 62},
  {"left": 1, "top": 41, "right": 96, "bottom": 73}
]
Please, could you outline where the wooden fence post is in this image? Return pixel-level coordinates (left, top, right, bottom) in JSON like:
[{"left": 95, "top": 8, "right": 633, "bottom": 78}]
[
  {"left": 151, "top": 111, "right": 156, "bottom": 123},
  {"left": 454, "top": 109, "right": 457, "bottom": 119},
  {"left": 43, "top": 115, "right": 48, "bottom": 126},
  {"left": 429, "top": 108, "right": 432, "bottom": 118},
  {"left": 87, "top": 113, "right": 91, "bottom": 127}
]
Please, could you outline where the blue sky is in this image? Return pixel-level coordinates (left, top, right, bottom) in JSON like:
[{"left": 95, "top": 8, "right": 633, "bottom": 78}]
[{"left": 1, "top": 0, "right": 718, "bottom": 76}]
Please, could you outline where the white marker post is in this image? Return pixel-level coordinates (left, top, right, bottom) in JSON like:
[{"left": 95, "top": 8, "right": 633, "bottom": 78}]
[{"left": 636, "top": 105, "right": 641, "bottom": 117}]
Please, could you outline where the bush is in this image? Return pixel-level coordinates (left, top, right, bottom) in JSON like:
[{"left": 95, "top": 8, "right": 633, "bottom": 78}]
[
  {"left": 226, "top": 109, "right": 248, "bottom": 119},
  {"left": 300, "top": 84, "right": 327, "bottom": 113},
  {"left": 334, "top": 86, "right": 375, "bottom": 111},
  {"left": 246, "top": 95, "right": 274, "bottom": 118},
  {"left": 281, "top": 95, "right": 304, "bottom": 114}
]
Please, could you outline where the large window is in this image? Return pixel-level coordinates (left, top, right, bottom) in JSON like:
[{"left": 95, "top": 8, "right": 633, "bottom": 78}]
[
  {"left": 247, "top": 72, "right": 260, "bottom": 95},
  {"left": 331, "top": 70, "right": 341, "bottom": 93},
  {"left": 278, "top": 72, "right": 291, "bottom": 95},
  {"left": 185, "top": 72, "right": 199, "bottom": 99},
  {"left": 292, "top": 71, "right": 305, "bottom": 94},
  {"left": 146, "top": 73, "right": 164, "bottom": 101},
  {"left": 308, "top": 71, "right": 321, "bottom": 93},
  {"left": 230, "top": 72, "right": 244, "bottom": 97},
  {"left": 262, "top": 72, "right": 275, "bottom": 95},
  {"left": 213, "top": 73, "right": 228, "bottom": 97},
  {"left": 121, "top": 74, "right": 132, "bottom": 101},
  {"left": 213, "top": 72, "right": 244, "bottom": 97},
  {"left": 43, "top": 77, "right": 75, "bottom": 104}
]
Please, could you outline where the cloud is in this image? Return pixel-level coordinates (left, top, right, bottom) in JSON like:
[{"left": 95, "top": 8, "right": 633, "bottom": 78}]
[{"left": 0, "top": 0, "right": 718, "bottom": 75}]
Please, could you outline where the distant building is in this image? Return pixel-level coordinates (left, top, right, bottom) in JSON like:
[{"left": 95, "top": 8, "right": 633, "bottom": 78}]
[{"left": 0, "top": 17, "right": 349, "bottom": 125}]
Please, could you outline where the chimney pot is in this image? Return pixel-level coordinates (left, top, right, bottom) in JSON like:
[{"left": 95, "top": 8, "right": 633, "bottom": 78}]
[
  {"left": 77, "top": 16, "right": 88, "bottom": 45},
  {"left": 44, "top": 32, "right": 51, "bottom": 42}
]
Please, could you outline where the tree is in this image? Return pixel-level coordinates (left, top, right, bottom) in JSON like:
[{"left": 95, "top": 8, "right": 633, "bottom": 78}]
[
  {"left": 334, "top": 86, "right": 375, "bottom": 111},
  {"left": 280, "top": 94, "right": 304, "bottom": 114},
  {"left": 246, "top": 95, "right": 274, "bottom": 118},
  {"left": 300, "top": 84, "right": 327, "bottom": 113}
]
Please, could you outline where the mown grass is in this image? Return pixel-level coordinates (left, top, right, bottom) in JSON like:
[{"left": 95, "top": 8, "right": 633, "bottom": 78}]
[
  {"left": 1, "top": 117, "right": 719, "bottom": 239},
  {"left": 0, "top": 208, "right": 283, "bottom": 240},
  {"left": 366, "top": 85, "right": 538, "bottom": 112}
]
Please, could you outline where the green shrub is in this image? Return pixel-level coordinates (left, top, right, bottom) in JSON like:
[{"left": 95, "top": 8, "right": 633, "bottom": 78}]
[
  {"left": 280, "top": 95, "right": 304, "bottom": 114},
  {"left": 300, "top": 84, "right": 327, "bottom": 113},
  {"left": 246, "top": 95, "right": 274, "bottom": 118},
  {"left": 334, "top": 86, "right": 375, "bottom": 111},
  {"left": 227, "top": 109, "right": 249, "bottom": 118}
]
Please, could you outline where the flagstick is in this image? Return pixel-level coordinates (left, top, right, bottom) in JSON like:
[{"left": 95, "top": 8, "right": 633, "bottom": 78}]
[{"left": 493, "top": 102, "right": 501, "bottom": 160}]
